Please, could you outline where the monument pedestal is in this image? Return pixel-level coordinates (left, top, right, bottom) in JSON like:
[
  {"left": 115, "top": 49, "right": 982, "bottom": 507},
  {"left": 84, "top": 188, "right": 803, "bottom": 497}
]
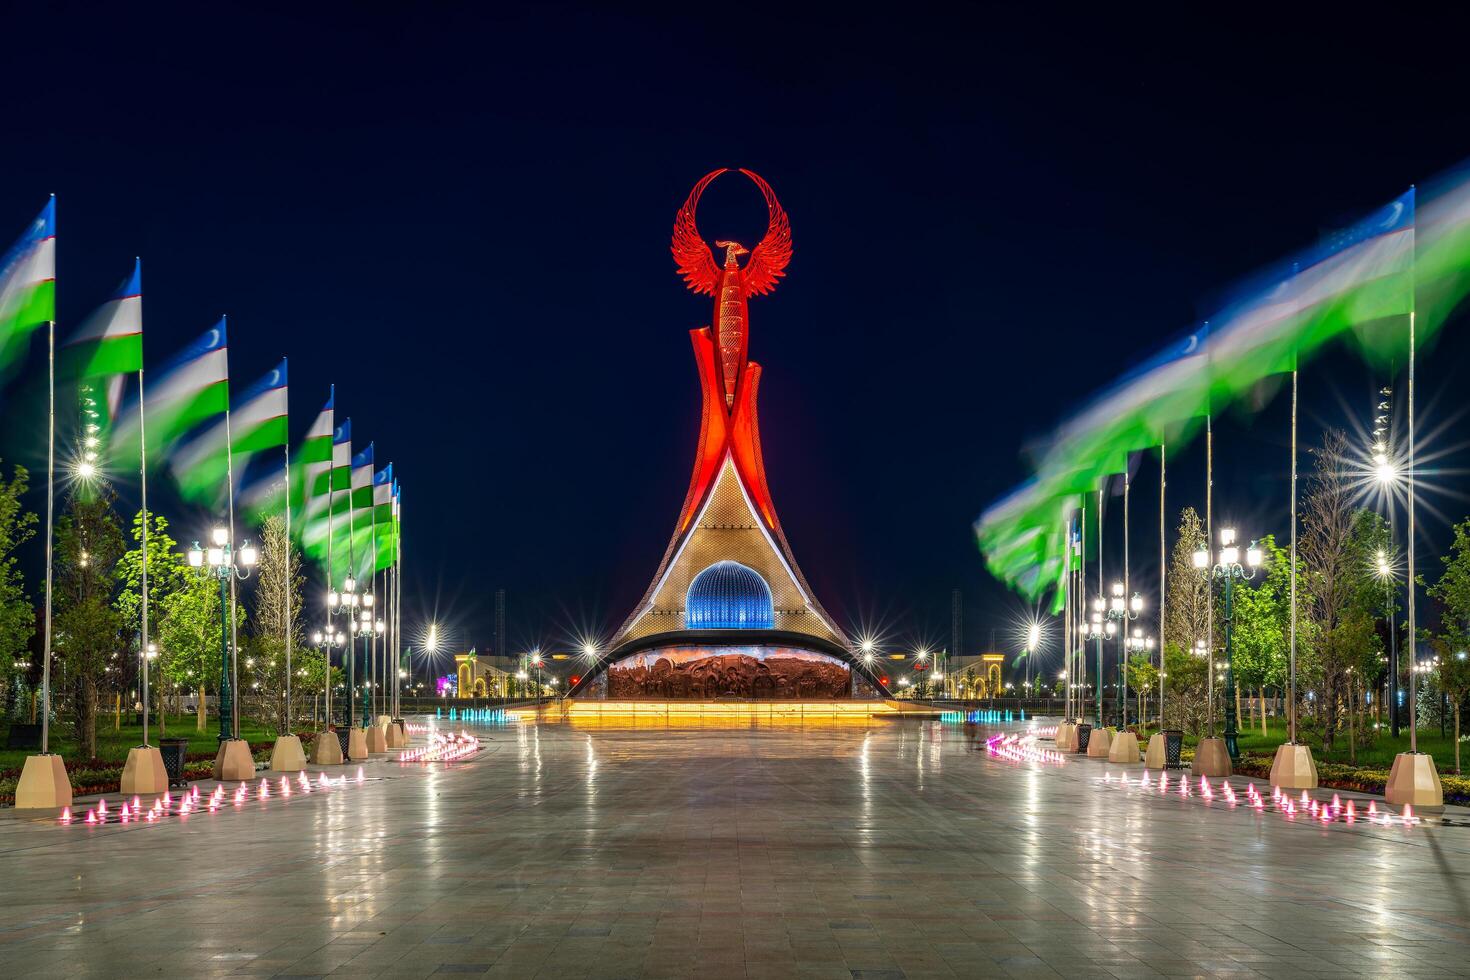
[
  {"left": 1144, "top": 732, "right": 1167, "bottom": 769},
  {"left": 347, "top": 727, "right": 369, "bottom": 761},
  {"left": 1268, "top": 742, "right": 1318, "bottom": 790},
  {"left": 120, "top": 745, "right": 167, "bottom": 795},
  {"left": 1086, "top": 726, "right": 1113, "bottom": 758},
  {"left": 1107, "top": 730, "right": 1140, "bottom": 764},
  {"left": 213, "top": 739, "right": 256, "bottom": 781},
  {"left": 1386, "top": 752, "right": 1444, "bottom": 809},
  {"left": 1191, "top": 737, "right": 1231, "bottom": 777},
  {"left": 269, "top": 734, "right": 307, "bottom": 772},
  {"left": 14, "top": 754, "right": 72, "bottom": 810},
  {"left": 310, "top": 729, "right": 344, "bottom": 764}
]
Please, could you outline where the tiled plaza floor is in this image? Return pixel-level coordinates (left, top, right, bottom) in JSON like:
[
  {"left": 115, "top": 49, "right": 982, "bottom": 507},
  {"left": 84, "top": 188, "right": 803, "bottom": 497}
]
[{"left": 2, "top": 717, "right": 1469, "bottom": 979}]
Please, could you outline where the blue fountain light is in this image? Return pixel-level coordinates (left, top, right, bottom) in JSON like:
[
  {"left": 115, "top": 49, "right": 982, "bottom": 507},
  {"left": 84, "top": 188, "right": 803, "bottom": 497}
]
[{"left": 686, "top": 560, "right": 775, "bottom": 629}]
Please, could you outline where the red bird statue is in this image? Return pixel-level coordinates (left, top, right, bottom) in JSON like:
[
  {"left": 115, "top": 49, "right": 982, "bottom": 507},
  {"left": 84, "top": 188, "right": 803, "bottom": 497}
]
[{"left": 671, "top": 168, "right": 792, "bottom": 408}]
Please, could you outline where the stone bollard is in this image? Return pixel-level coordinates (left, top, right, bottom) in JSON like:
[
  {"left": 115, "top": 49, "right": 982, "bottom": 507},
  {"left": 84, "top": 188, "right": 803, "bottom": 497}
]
[
  {"left": 310, "top": 729, "right": 344, "bottom": 765},
  {"left": 121, "top": 745, "right": 168, "bottom": 794}
]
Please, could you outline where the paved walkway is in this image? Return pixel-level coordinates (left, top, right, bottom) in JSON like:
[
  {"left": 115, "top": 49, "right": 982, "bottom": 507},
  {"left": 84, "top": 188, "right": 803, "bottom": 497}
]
[{"left": 1, "top": 717, "right": 1468, "bottom": 978}]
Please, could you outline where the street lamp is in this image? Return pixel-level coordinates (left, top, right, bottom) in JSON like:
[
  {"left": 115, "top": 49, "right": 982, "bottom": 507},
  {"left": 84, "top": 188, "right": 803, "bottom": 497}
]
[
  {"left": 311, "top": 626, "right": 348, "bottom": 729},
  {"left": 1194, "top": 527, "right": 1262, "bottom": 762},
  {"left": 1106, "top": 580, "right": 1142, "bottom": 729},
  {"left": 1374, "top": 548, "right": 1401, "bottom": 738},
  {"left": 1084, "top": 608, "right": 1111, "bottom": 726},
  {"left": 187, "top": 529, "right": 257, "bottom": 743},
  {"left": 326, "top": 575, "right": 362, "bottom": 728}
]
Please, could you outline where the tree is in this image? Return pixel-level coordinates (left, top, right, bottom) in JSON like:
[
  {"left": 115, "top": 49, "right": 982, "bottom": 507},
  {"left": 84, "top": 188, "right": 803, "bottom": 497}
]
[
  {"left": 1126, "top": 650, "right": 1157, "bottom": 729},
  {"left": 1435, "top": 648, "right": 1470, "bottom": 774},
  {"left": 1164, "top": 506, "right": 1210, "bottom": 656},
  {"left": 1299, "top": 430, "right": 1382, "bottom": 754},
  {"left": 1429, "top": 518, "right": 1470, "bottom": 773},
  {"left": 0, "top": 461, "right": 36, "bottom": 689},
  {"left": 1161, "top": 641, "right": 1209, "bottom": 735},
  {"left": 116, "top": 510, "right": 192, "bottom": 722},
  {"left": 1230, "top": 535, "right": 1292, "bottom": 736},
  {"left": 246, "top": 515, "right": 304, "bottom": 733},
  {"left": 1163, "top": 507, "right": 1211, "bottom": 733},
  {"left": 53, "top": 485, "right": 125, "bottom": 759},
  {"left": 157, "top": 570, "right": 245, "bottom": 732}
]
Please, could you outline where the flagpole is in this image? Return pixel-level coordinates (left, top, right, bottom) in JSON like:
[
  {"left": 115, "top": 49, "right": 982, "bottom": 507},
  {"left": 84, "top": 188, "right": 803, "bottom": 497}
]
[
  {"left": 1096, "top": 487, "right": 1103, "bottom": 728},
  {"left": 1158, "top": 442, "right": 1166, "bottom": 732},
  {"left": 224, "top": 351, "right": 240, "bottom": 742},
  {"left": 1079, "top": 493, "right": 1087, "bottom": 725},
  {"left": 138, "top": 362, "right": 152, "bottom": 746},
  {"left": 41, "top": 320, "right": 55, "bottom": 755},
  {"left": 1065, "top": 515, "right": 1072, "bottom": 721},
  {"left": 393, "top": 499, "right": 399, "bottom": 717},
  {"left": 283, "top": 427, "right": 291, "bottom": 734},
  {"left": 371, "top": 513, "right": 379, "bottom": 722},
  {"left": 1121, "top": 469, "right": 1129, "bottom": 730},
  {"left": 348, "top": 458, "right": 358, "bottom": 729},
  {"left": 325, "top": 415, "right": 335, "bottom": 730},
  {"left": 1288, "top": 370, "right": 1299, "bottom": 745},
  {"left": 1205, "top": 413, "right": 1214, "bottom": 737}
]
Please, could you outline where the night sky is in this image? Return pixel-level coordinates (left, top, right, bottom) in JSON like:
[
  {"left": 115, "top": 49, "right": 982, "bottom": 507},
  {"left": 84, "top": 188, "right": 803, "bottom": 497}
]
[{"left": 5, "top": 5, "right": 1470, "bottom": 665}]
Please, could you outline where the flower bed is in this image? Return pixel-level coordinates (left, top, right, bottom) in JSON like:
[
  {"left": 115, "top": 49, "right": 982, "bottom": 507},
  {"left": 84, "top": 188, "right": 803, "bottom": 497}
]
[
  {"left": 1234, "top": 754, "right": 1470, "bottom": 806},
  {"left": 0, "top": 741, "right": 276, "bottom": 806}
]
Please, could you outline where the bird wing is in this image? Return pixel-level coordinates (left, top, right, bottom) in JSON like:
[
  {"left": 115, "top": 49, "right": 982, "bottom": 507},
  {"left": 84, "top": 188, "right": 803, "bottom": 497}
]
[
  {"left": 671, "top": 168, "right": 726, "bottom": 295},
  {"left": 739, "top": 169, "right": 792, "bottom": 297}
]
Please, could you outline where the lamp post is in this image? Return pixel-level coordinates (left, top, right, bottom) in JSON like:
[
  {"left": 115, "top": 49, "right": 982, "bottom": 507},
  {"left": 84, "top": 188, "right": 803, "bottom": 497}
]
[
  {"left": 1106, "top": 581, "right": 1142, "bottom": 729},
  {"left": 857, "top": 638, "right": 876, "bottom": 698},
  {"left": 187, "top": 529, "right": 258, "bottom": 743},
  {"left": 1194, "top": 528, "right": 1262, "bottom": 763},
  {"left": 1124, "top": 629, "right": 1154, "bottom": 727},
  {"left": 327, "top": 574, "right": 360, "bottom": 727},
  {"left": 1084, "top": 607, "right": 1113, "bottom": 727},
  {"left": 310, "top": 626, "right": 347, "bottom": 728},
  {"left": 1376, "top": 548, "right": 1399, "bottom": 738}
]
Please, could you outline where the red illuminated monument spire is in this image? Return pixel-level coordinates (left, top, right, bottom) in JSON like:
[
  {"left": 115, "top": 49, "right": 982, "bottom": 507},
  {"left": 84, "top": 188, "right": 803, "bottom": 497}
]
[{"left": 610, "top": 169, "right": 844, "bottom": 649}]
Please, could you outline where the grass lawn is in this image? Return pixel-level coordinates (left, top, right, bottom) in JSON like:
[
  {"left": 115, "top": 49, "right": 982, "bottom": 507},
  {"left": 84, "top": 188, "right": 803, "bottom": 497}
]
[
  {"left": 0, "top": 714, "right": 284, "bottom": 771},
  {"left": 1136, "top": 716, "right": 1469, "bottom": 774}
]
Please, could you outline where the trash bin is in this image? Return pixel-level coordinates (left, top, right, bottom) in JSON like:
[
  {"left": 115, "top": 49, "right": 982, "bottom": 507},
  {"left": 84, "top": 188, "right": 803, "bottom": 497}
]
[
  {"left": 1164, "top": 730, "right": 1184, "bottom": 768},
  {"left": 335, "top": 728, "right": 351, "bottom": 759},
  {"left": 159, "top": 738, "right": 190, "bottom": 787},
  {"left": 1076, "top": 723, "right": 1092, "bottom": 753}
]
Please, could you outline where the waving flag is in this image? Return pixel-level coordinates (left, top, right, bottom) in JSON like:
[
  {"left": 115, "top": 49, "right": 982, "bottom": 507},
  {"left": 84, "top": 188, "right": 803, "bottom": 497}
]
[
  {"left": 373, "top": 463, "right": 394, "bottom": 571},
  {"left": 301, "top": 415, "right": 351, "bottom": 562},
  {"left": 63, "top": 259, "right": 143, "bottom": 381},
  {"left": 171, "top": 359, "right": 287, "bottom": 505},
  {"left": 0, "top": 197, "right": 55, "bottom": 376},
  {"left": 62, "top": 260, "right": 143, "bottom": 434},
  {"left": 112, "top": 320, "right": 229, "bottom": 468},
  {"left": 977, "top": 189, "right": 1419, "bottom": 606},
  {"left": 349, "top": 442, "right": 375, "bottom": 577},
  {"left": 242, "top": 385, "right": 332, "bottom": 527}
]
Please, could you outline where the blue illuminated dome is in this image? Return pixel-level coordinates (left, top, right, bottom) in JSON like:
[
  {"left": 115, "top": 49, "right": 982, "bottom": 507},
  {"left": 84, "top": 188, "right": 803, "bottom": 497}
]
[{"left": 685, "top": 561, "right": 775, "bottom": 629}]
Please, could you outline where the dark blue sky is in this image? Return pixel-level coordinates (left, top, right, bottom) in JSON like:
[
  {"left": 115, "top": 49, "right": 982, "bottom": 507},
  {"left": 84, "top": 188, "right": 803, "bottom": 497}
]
[{"left": 4, "top": 4, "right": 1469, "bottom": 660}]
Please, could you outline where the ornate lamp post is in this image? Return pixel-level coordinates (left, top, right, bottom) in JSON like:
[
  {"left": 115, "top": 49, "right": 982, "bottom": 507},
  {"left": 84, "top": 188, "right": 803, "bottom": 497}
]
[
  {"left": 1085, "top": 607, "right": 1113, "bottom": 727},
  {"left": 1124, "top": 629, "right": 1154, "bottom": 724},
  {"left": 187, "top": 529, "right": 257, "bottom": 744},
  {"left": 1194, "top": 528, "right": 1262, "bottom": 762},
  {"left": 1375, "top": 548, "right": 1400, "bottom": 738},
  {"left": 310, "top": 626, "right": 347, "bottom": 728},
  {"left": 327, "top": 575, "right": 360, "bottom": 726},
  {"left": 1106, "top": 581, "right": 1142, "bottom": 728}
]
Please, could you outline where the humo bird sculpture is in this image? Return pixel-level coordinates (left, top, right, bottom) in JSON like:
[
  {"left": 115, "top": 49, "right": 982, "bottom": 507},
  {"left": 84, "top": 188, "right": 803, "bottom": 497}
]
[{"left": 671, "top": 168, "right": 792, "bottom": 409}]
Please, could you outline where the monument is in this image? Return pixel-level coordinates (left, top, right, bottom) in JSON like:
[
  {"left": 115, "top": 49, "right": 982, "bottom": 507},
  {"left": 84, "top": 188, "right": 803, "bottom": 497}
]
[{"left": 566, "top": 170, "right": 885, "bottom": 701}]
